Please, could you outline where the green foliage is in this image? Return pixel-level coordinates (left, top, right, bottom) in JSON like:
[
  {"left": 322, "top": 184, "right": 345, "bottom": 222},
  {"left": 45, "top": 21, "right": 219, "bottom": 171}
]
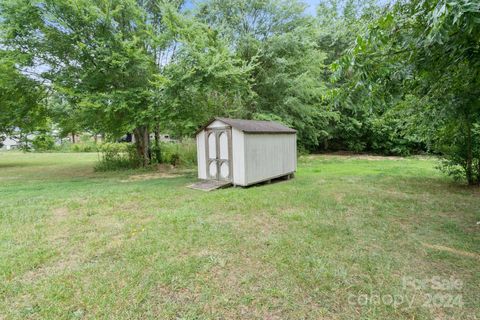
[
  {"left": 95, "top": 140, "right": 195, "bottom": 170},
  {"left": 0, "top": 0, "right": 257, "bottom": 165},
  {"left": 31, "top": 133, "right": 55, "bottom": 151},
  {"left": 0, "top": 0, "right": 181, "bottom": 163},
  {"left": 55, "top": 142, "right": 100, "bottom": 153},
  {"left": 155, "top": 6, "right": 255, "bottom": 137},
  {"left": 159, "top": 140, "right": 197, "bottom": 167},
  {"left": 197, "top": 0, "right": 331, "bottom": 150},
  {"left": 436, "top": 119, "right": 480, "bottom": 183},
  {"left": 317, "top": 0, "right": 396, "bottom": 153},
  {"left": 338, "top": 0, "right": 480, "bottom": 184},
  {"left": 368, "top": 98, "right": 428, "bottom": 156},
  {"left": 95, "top": 143, "right": 140, "bottom": 171},
  {"left": 0, "top": 51, "right": 46, "bottom": 136}
]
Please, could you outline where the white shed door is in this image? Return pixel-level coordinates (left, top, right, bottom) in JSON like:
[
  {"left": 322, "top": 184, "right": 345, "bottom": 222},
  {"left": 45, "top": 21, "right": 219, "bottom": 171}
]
[{"left": 205, "top": 128, "right": 232, "bottom": 181}]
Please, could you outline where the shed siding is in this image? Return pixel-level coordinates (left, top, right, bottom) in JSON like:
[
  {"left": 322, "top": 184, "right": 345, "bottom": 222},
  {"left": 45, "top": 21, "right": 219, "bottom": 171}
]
[
  {"left": 208, "top": 120, "right": 229, "bottom": 129},
  {"left": 196, "top": 131, "right": 207, "bottom": 179},
  {"left": 231, "top": 127, "right": 245, "bottom": 185},
  {"left": 244, "top": 134, "right": 296, "bottom": 185}
]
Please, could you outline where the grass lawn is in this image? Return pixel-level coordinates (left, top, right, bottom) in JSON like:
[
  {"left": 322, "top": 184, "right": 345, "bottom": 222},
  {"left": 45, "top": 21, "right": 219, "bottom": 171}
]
[{"left": 0, "top": 152, "right": 479, "bottom": 319}]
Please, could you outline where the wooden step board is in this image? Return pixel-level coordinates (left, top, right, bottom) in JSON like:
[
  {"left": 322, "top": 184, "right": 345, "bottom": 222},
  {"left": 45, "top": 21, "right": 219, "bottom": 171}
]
[{"left": 188, "top": 180, "right": 232, "bottom": 191}]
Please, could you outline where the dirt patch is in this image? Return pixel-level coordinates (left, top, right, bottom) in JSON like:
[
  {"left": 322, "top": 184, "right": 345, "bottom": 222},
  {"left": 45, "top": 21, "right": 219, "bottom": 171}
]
[
  {"left": 18, "top": 252, "right": 82, "bottom": 284},
  {"left": 209, "top": 212, "right": 286, "bottom": 239},
  {"left": 333, "top": 193, "right": 344, "bottom": 203},
  {"left": 47, "top": 207, "right": 72, "bottom": 244},
  {"left": 52, "top": 207, "right": 69, "bottom": 221},
  {"left": 422, "top": 243, "right": 480, "bottom": 260},
  {"left": 384, "top": 189, "right": 411, "bottom": 200},
  {"left": 120, "top": 172, "right": 180, "bottom": 182},
  {"left": 144, "top": 283, "right": 202, "bottom": 317}
]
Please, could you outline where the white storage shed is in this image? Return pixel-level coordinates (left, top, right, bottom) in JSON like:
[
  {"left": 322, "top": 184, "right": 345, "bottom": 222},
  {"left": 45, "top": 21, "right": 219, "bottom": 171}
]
[{"left": 196, "top": 118, "right": 297, "bottom": 187}]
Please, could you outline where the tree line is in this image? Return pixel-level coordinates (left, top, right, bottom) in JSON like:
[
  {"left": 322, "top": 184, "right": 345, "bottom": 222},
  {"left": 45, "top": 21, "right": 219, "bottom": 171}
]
[{"left": 0, "top": 0, "right": 479, "bottom": 184}]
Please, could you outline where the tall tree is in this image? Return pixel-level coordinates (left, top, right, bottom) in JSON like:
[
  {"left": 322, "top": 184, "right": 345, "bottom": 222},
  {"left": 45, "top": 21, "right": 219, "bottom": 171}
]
[
  {"left": 1, "top": 0, "right": 160, "bottom": 164},
  {"left": 197, "top": 0, "right": 331, "bottom": 149},
  {"left": 0, "top": 50, "right": 46, "bottom": 142},
  {"left": 0, "top": 0, "right": 250, "bottom": 164},
  {"left": 316, "top": 0, "right": 405, "bottom": 152},
  {"left": 156, "top": 7, "right": 254, "bottom": 137},
  {"left": 341, "top": 0, "right": 480, "bottom": 184}
]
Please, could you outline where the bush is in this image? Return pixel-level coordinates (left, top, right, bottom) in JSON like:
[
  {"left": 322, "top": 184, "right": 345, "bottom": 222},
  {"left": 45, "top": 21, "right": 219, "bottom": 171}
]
[
  {"left": 70, "top": 142, "right": 99, "bottom": 152},
  {"left": 53, "top": 141, "right": 100, "bottom": 152},
  {"left": 95, "top": 139, "right": 196, "bottom": 171},
  {"left": 160, "top": 139, "right": 197, "bottom": 167},
  {"left": 32, "top": 133, "right": 55, "bottom": 151},
  {"left": 95, "top": 143, "right": 141, "bottom": 171},
  {"left": 435, "top": 121, "right": 480, "bottom": 185}
]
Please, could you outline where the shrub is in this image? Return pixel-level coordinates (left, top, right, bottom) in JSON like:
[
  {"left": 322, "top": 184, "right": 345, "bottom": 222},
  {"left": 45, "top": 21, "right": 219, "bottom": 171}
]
[
  {"left": 436, "top": 121, "right": 480, "bottom": 185},
  {"left": 95, "top": 139, "right": 196, "bottom": 171},
  {"left": 95, "top": 143, "right": 141, "bottom": 171},
  {"left": 160, "top": 139, "right": 196, "bottom": 167},
  {"left": 70, "top": 142, "right": 99, "bottom": 152},
  {"left": 37, "top": 140, "right": 101, "bottom": 153},
  {"left": 32, "top": 133, "right": 55, "bottom": 151}
]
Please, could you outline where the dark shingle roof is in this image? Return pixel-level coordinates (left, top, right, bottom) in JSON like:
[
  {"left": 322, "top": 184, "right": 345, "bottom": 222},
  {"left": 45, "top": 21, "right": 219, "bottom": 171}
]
[{"left": 213, "top": 117, "right": 296, "bottom": 134}]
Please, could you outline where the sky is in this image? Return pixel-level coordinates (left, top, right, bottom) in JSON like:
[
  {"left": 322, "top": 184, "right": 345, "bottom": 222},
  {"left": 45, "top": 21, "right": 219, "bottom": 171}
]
[{"left": 304, "top": 0, "right": 320, "bottom": 15}]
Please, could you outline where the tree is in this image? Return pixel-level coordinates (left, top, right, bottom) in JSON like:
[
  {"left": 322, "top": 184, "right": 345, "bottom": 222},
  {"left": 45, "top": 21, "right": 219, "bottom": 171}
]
[
  {"left": 1, "top": 0, "right": 255, "bottom": 164},
  {"left": 197, "top": 0, "right": 332, "bottom": 150},
  {"left": 315, "top": 0, "right": 413, "bottom": 153},
  {"left": 0, "top": 50, "right": 46, "bottom": 141},
  {"left": 341, "top": 0, "right": 480, "bottom": 184},
  {"left": 156, "top": 8, "right": 254, "bottom": 137},
  {"left": 1, "top": 0, "right": 161, "bottom": 164}
]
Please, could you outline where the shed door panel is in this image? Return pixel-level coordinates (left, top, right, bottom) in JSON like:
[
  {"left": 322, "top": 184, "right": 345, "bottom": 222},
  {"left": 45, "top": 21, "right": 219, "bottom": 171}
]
[
  {"left": 220, "top": 162, "right": 229, "bottom": 179},
  {"left": 205, "top": 128, "right": 232, "bottom": 181},
  {"left": 219, "top": 132, "right": 228, "bottom": 160},
  {"left": 208, "top": 132, "right": 216, "bottom": 159},
  {"left": 208, "top": 161, "right": 217, "bottom": 177}
]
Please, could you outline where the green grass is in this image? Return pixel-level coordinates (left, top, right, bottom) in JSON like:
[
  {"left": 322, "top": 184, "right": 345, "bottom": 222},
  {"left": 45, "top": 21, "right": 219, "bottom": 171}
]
[{"left": 0, "top": 152, "right": 479, "bottom": 319}]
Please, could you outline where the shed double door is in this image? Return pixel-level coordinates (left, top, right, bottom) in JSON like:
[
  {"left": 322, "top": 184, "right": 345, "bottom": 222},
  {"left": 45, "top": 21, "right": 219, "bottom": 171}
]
[{"left": 206, "top": 128, "right": 232, "bottom": 181}]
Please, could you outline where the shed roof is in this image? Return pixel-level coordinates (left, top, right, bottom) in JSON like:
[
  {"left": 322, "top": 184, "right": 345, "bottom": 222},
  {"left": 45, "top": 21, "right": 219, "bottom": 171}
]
[{"left": 198, "top": 117, "right": 296, "bottom": 134}]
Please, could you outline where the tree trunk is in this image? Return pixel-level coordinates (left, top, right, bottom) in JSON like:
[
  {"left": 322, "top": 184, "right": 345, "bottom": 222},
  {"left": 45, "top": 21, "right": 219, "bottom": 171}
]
[
  {"left": 154, "top": 124, "right": 161, "bottom": 163},
  {"left": 465, "top": 120, "right": 474, "bottom": 185},
  {"left": 71, "top": 132, "right": 76, "bottom": 144},
  {"left": 476, "top": 158, "right": 480, "bottom": 186},
  {"left": 133, "top": 126, "right": 149, "bottom": 167}
]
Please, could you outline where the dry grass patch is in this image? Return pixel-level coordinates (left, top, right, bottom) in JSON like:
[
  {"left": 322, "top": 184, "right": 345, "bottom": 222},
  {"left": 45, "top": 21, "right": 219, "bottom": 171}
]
[
  {"left": 421, "top": 243, "right": 480, "bottom": 261},
  {"left": 120, "top": 172, "right": 180, "bottom": 182}
]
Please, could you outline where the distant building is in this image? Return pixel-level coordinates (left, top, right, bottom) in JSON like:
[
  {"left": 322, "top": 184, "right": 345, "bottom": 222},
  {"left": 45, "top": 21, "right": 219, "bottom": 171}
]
[
  {"left": 122, "top": 133, "right": 177, "bottom": 143},
  {"left": 1, "top": 136, "right": 20, "bottom": 150},
  {"left": 1, "top": 128, "right": 63, "bottom": 150},
  {"left": 149, "top": 133, "right": 176, "bottom": 143}
]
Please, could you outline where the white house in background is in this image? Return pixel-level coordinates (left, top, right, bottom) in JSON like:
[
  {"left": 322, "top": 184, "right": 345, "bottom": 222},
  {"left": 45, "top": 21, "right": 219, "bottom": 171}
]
[
  {"left": 148, "top": 133, "right": 177, "bottom": 143},
  {"left": 1, "top": 136, "right": 19, "bottom": 150},
  {"left": 195, "top": 117, "right": 297, "bottom": 187},
  {"left": 1, "top": 129, "right": 63, "bottom": 150}
]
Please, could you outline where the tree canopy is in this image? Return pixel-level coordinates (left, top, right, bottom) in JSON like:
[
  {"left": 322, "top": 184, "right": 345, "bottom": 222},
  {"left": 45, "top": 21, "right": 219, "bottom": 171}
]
[{"left": 339, "top": 0, "right": 480, "bottom": 184}]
